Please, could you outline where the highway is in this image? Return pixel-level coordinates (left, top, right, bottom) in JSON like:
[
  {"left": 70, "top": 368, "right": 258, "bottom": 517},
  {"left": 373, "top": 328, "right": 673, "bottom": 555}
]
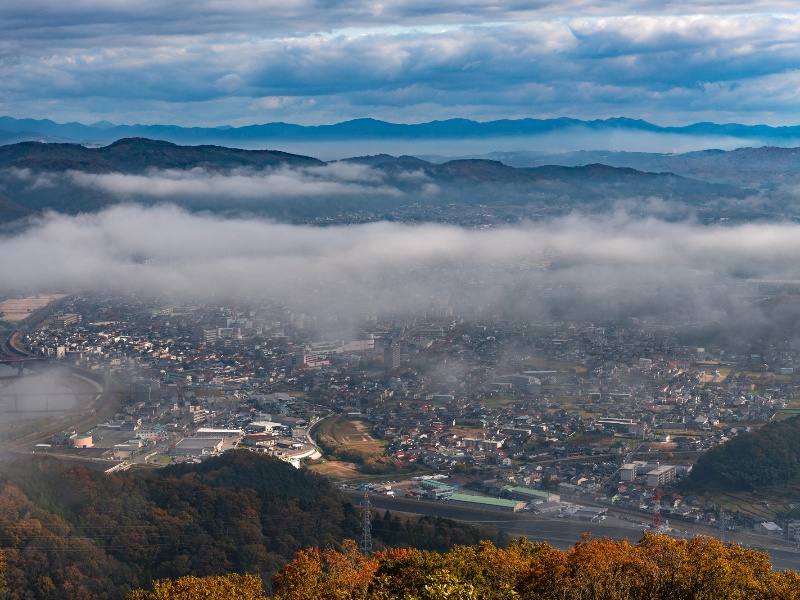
[{"left": 0, "top": 330, "right": 31, "bottom": 361}]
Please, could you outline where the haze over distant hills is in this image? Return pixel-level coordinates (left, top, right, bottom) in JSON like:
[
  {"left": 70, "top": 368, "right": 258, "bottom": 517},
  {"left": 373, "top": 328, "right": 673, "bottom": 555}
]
[
  {"left": 422, "top": 147, "right": 800, "bottom": 189},
  {"left": 4, "top": 116, "right": 800, "bottom": 149}
]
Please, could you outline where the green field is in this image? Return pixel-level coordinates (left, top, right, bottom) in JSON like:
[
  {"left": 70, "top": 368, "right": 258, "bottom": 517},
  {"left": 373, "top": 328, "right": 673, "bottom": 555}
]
[
  {"left": 479, "top": 395, "right": 518, "bottom": 408},
  {"left": 711, "top": 491, "right": 778, "bottom": 521},
  {"left": 773, "top": 409, "right": 800, "bottom": 422}
]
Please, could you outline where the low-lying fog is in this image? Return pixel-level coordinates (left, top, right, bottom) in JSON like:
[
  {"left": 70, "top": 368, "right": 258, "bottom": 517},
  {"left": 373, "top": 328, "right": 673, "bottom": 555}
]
[
  {"left": 192, "top": 129, "right": 800, "bottom": 162},
  {"left": 1, "top": 204, "right": 799, "bottom": 346}
]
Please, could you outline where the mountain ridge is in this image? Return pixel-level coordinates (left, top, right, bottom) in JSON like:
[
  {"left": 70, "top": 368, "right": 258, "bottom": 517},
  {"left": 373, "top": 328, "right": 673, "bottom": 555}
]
[{"left": 2, "top": 116, "right": 800, "bottom": 146}]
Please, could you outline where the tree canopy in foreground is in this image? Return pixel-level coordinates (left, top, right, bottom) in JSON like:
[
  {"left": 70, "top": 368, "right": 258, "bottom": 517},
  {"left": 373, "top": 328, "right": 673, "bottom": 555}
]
[
  {"left": 269, "top": 534, "right": 799, "bottom": 600},
  {"left": 126, "top": 533, "right": 800, "bottom": 599}
]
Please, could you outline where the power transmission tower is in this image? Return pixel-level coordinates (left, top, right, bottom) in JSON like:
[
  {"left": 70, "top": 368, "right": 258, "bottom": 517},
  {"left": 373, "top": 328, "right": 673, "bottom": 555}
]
[
  {"left": 652, "top": 489, "right": 663, "bottom": 530},
  {"left": 719, "top": 509, "right": 726, "bottom": 544},
  {"left": 360, "top": 490, "right": 373, "bottom": 556}
]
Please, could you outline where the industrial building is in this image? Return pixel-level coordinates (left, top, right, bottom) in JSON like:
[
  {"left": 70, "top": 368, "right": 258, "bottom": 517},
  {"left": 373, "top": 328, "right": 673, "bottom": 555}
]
[
  {"left": 446, "top": 493, "right": 525, "bottom": 512},
  {"left": 505, "top": 487, "right": 560, "bottom": 503},
  {"left": 171, "top": 437, "right": 223, "bottom": 457}
]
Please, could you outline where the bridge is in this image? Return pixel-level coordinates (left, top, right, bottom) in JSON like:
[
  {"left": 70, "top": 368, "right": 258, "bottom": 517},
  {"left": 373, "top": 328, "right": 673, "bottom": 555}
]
[
  {"left": 0, "top": 398, "right": 71, "bottom": 413},
  {"left": 0, "top": 359, "right": 49, "bottom": 384},
  {"left": 0, "top": 363, "right": 26, "bottom": 380}
]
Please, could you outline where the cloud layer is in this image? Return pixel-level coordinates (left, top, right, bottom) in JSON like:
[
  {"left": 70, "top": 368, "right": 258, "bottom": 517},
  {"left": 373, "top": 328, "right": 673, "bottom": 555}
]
[
  {"left": 64, "top": 163, "right": 402, "bottom": 200},
  {"left": 3, "top": 204, "right": 800, "bottom": 345},
  {"left": 2, "top": 3, "right": 800, "bottom": 126}
]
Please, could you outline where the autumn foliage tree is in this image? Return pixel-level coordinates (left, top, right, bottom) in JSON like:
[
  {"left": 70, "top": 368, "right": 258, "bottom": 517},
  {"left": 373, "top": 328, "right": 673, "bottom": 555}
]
[
  {"left": 0, "top": 549, "right": 7, "bottom": 600},
  {"left": 272, "top": 539, "right": 378, "bottom": 600},
  {"left": 126, "top": 573, "right": 265, "bottom": 600},
  {"left": 272, "top": 534, "right": 800, "bottom": 600}
]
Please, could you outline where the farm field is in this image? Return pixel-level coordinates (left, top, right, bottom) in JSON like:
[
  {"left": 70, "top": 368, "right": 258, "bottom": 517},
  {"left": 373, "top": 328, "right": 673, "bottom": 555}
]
[
  {"left": 0, "top": 294, "right": 66, "bottom": 322},
  {"left": 308, "top": 460, "right": 362, "bottom": 479},
  {"left": 711, "top": 491, "right": 780, "bottom": 521}
]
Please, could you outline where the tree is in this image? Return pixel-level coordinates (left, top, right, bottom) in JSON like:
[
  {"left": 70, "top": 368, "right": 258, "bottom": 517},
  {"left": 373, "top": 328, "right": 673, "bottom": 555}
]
[
  {"left": 272, "top": 540, "right": 378, "bottom": 600},
  {"left": 0, "top": 549, "right": 8, "bottom": 600},
  {"left": 125, "top": 574, "right": 265, "bottom": 600}
]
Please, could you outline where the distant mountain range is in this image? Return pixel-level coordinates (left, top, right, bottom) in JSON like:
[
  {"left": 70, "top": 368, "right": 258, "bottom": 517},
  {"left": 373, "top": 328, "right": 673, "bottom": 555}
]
[{"left": 3, "top": 115, "right": 800, "bottom": 146}]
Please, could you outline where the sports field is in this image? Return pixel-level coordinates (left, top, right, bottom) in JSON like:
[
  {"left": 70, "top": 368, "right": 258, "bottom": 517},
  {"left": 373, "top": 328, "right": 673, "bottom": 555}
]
[{"left": 330, "top": 419, "right": 386, "bottom": 453}]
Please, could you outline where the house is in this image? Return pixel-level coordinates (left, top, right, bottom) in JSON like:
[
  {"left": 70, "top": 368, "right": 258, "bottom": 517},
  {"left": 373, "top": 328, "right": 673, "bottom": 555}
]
[{"left": 754, "top": 522, "right": 783, "bottom": 536}]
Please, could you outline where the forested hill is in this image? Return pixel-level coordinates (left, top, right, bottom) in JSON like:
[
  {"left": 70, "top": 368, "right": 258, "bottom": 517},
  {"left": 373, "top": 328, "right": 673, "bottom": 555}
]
[
  {"left": 0, "top": 452, "right": 507, "bottom": 599},
  {"left": 684, "top": 415, "right": 800, "bottom": 492},
  {"left": 0, "top": 137, "right": 746, "bottom": 224}
]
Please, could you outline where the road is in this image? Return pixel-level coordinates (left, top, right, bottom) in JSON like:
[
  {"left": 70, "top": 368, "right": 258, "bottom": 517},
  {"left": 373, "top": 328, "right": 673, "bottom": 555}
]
[
  {"left": 0, "top": 330, "right": 30, "bottom": 362},
  {"left": 346, "top": 491, "right": 800, "bottom": 572}
]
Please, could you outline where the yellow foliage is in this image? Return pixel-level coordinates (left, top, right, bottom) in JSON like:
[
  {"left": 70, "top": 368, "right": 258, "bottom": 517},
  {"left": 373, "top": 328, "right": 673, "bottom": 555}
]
[{"left": 125, "top": 573, "right": 265, "bottom": 600}]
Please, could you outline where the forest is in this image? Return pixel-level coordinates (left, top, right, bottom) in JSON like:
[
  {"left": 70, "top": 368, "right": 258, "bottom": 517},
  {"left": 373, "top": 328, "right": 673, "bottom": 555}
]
[
  {"left": 0, "top": 452, "right": 506, "bottom": 599},
  {"left": 685, "top": 415, "right": 800, "bottom": 491}
]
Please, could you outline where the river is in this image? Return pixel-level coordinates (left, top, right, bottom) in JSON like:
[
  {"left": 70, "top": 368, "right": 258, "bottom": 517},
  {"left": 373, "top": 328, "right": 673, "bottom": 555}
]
[{"left": 0, "top": 366, "right": 77, "bottom": 423}]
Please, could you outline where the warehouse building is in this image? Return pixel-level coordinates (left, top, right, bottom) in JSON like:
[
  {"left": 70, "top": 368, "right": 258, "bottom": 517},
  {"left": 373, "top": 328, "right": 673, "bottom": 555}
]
[
  {"left": 446, "top": 493, "right": 525, "bottom": 512},
  {"left": 171, "top": 437, "right": 223, "bottom": 457},
  {"left": 505, "top": 487, "right": 560, "bottom": 503}
]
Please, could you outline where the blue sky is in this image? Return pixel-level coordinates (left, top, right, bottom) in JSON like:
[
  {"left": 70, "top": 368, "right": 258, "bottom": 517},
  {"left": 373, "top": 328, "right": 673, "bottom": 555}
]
[{"left": 2, "top": 1, "right": 800, "bottom": 126}]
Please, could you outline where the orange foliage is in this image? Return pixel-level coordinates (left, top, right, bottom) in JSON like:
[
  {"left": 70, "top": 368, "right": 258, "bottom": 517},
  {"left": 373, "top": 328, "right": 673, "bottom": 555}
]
[
  {"left": 272, "top": 539, "right": 379, "bottom": 600},
  {"left": 271, "top": 533, "right": 800, "bottom": 600}
]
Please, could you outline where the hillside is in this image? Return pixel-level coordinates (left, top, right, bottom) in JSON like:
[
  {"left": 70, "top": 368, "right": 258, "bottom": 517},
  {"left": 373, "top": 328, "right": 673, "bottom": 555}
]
[
  {"left": 0, "top": 138, "right": 323, "bottom": 174},
  {"left": 448, "top": 146, "right": 800, "bottom": 191},
  {"left": 0, "top": 138, "right": 748, "bottom": 223},
  {"left": 684, "top": 415, "right": 800, "bottom": 492},
  {"left": 0, "top": 452, "right": 507, "bottom": 599}
]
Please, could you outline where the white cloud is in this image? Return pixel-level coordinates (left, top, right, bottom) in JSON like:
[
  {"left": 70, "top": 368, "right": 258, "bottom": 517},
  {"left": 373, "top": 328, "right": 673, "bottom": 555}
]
[
  {"left": 2, "top": 5, "right": 800, "bottom": 125},
  {"left": 63, "top": 164, "right": 401, "bottom": 199}
]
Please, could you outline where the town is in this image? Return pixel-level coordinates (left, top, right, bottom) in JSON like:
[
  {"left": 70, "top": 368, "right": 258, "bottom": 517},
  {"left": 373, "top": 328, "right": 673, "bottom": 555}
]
[{"left": 2, "top": 287, "right": 800, "bottom": 548}]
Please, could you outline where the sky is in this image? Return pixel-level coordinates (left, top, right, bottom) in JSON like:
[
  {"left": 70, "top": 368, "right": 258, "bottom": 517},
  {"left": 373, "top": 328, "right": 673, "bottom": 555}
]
[{"left": 2, "top": 1, "right": 800, "bottom": 127}]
